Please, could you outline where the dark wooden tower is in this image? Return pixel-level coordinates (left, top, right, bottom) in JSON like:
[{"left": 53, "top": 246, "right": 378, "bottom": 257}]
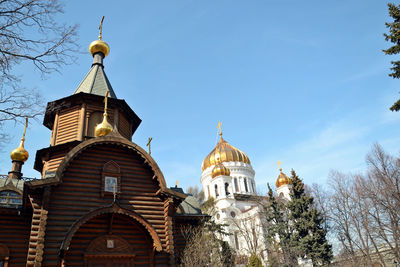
[{"left": 0, "top": 31, "right": 204, "bottom": 267}]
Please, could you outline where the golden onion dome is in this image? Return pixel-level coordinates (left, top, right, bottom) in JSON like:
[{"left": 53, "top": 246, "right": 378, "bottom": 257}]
[
  {"left": 10, "top": 140, "right": 29, "bottom": 162},
  {"left": 89, "top": 40, "right": 110, "bottom": 57},
  {"left": 95, "top": 114, "right": 113, "bottom": 137},
  {"left": 202, "top": 136, "right": 250, "bottom": 171},
  {"left": 211, "top": 163, "right": 231, "bottom": 178},
  {"left": 276, "top": 168, "right": 291, "bottom": 188}
]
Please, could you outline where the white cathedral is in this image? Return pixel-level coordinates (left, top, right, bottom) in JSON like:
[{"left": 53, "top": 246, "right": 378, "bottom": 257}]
[{"left": 200, "top": 129, "right": 292, "bottom": 264}]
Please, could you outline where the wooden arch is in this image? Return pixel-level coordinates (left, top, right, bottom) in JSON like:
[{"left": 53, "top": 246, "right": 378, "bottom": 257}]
[
  {"left": 54, "top": 135, "right": 167, "bottom": 190},
  {"left": 60, "top": 203, "right": 163, "bottom": 253}
]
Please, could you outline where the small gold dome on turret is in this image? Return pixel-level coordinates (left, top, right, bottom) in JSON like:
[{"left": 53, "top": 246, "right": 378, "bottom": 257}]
[
  {"left": 276, "top": 168, "right": 290, "bottom": 188},
  {"left": 211, "top": 163, "right": 231, "bottom": 178},
  {"left": 10, "top": 140, "right": 29, "bottom": 162},
  {"left": 95, "top": 114, "right": 113, "bottom": 137},
  {"left": 89, "top": 40, "right": 110, "bottom": 57}
]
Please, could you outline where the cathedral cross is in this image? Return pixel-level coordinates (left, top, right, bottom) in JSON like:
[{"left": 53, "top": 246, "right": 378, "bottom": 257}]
[
  {"left": 278, "top": 160, "right": 282, "bottom": 170},
  {"left": 146, "top": 137, "right": 153, "bottom": 155},
  {"left": 217, "top": 121, "right": 222, "bottom": 136}
]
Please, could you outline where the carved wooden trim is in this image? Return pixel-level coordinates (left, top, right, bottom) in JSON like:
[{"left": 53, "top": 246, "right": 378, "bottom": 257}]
[
  {"left": 60, "top": 203, "right": 163, "bottom": 254},
  {"left": 53, "top": 136, "right": 169, "bottom": 191}
]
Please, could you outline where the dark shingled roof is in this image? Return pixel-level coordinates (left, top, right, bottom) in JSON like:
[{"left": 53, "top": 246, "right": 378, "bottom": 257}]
[{"left": 73, "top": 53, "right": 117, "bottom": 98}]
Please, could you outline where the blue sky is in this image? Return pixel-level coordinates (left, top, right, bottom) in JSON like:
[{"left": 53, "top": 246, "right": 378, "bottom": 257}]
[{"left": 1, "top": 0, "right": 400, "bottom": 193}]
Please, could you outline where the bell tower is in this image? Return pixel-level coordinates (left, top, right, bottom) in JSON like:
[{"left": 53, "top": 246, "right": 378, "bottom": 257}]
[{"left": 34, "top": 21, "right": 141, "bottom": 178}]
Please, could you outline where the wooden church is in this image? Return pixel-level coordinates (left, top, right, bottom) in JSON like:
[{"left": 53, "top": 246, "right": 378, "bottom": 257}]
[{"left": 0, "top": 29, "right": 204, "bottom": 267}]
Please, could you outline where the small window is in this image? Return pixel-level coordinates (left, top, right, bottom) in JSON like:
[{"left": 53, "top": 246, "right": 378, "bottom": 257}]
[
  {"left": 215, "top": 184, "right": 219, "bottom": 197},
  {"left": 101, "top": 161, "right": 121, "bottom": 197},
  {"left": 234, "top": 178, "right": 239, "bottom": 192},
  {"left": 104, "top": 176, "right": 118, "bottom": 193},
  {"left": 244, "top": 178, "right": 248, "bottom": 192},
  {"left": 0, "top": 191, "right": 22, "bottom": 205}
]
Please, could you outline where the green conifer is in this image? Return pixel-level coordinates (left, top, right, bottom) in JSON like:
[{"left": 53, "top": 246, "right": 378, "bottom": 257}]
[
  {"left": 247, "top": 253, "right": 263, "bottom": 267},
  {"left": 286, "top": 170, "right": 333, "bottom": 266},
  {"left": 383, "top": 3, "right": 400, "bottom": 111}
]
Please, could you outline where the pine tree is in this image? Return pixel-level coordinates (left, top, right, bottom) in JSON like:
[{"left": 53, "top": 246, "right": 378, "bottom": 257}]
[
  {"left": 286, "top": 170, "right": 333, "bottom": 266},
  {"left": 383, "top": 3, "right": 400, "bottom": 111},
  {"left": 264, "top": 184, "right": 298, "bottom": 267}
]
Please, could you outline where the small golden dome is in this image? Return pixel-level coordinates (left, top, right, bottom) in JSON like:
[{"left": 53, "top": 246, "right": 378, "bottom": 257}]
[
  {"left": 276, "top": 169, "right": 290, "bottom": 188},
  {"left": 211, "top": 163, "right": 231, "bottom": 178},
  {"left": 10, "top": 140, "right": 29, "bottom": 162},
  {"left": 202, "top": 136, "right": 250, "bottom": 171},
  {"left": 89, "top": 40, "right": 110, "bottom": 57},
  {"left": 95, "top": 114, "right": 113, "bottom": 137}
]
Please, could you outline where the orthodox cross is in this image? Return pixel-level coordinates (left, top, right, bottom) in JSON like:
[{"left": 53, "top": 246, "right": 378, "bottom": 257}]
[
  {"left": 146, "top": 137, "right": 153, "bottom": 155},
  {"left": 217, "top": 121, "right": 222, "bottom": 136},
  {"left": 278, "top": 160, "right": 282, "bottom": 170},
  {"left": 176, "top": 180, "right": 179, "bottom": 187},
  {"left": 22, "top": 117, "right": 28, "bottom": 142},
  {"left": 99, "top": 16, "right": 104, "bottom": 40}
]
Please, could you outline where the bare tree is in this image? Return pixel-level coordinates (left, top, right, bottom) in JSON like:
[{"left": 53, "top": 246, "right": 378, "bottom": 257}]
[
  {"left": 327, "top": 144, "right": 400, "bottom": 266},
  {"left": 186, "top": 185, "right": 204, "bottom": 203},
  {"left": 0, "top": 0, "right": 78, "bottom": 140}
]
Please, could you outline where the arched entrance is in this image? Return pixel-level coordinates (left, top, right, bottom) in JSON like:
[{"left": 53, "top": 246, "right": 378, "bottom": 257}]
[
  {"left": 84, "top": 235, "right": 135, "bottom": 267},
  {"left": 64, "top": 213, "right": 154, "bottom": 266}
]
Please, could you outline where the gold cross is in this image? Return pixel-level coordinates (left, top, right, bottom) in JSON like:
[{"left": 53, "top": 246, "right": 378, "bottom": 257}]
[
  {"left": 278, "top": 160, "right": 282, "bottom": 170},
  {"left": 22, "top": 117, "right": 28, "bottom": 141},
  {"left": 104, "top": 90, "right": 109, "bottom": 116},
  {"left": 99, "top": 16, "right": 104, "bottom": 40},
  {"left": 146, "top": 137, "right": 153, "bottom": 155},
  {"left": 217, "top": 121, "right": 222, "bottom": 136},
  {"left": 176, "top": 180, "right": 178, "bottom": 187}
]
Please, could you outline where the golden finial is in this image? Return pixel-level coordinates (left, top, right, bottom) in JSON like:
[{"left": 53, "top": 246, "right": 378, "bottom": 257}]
[
  {"left": 10, "top": 117, "right": 29, "bottom": 162},
  {"left": 98, "top": 16, "right": 104, "bottom": 40},
  {"left": 95, "top": 90, "right": 113, "bottom": 137},
  {"left": 89, "top": 16, "right": 110, "bottom": 57},
  {"left": 278, "top": 160, "right": 282, "bottom": 171},
  {"left": 146, "top": 137, "right": 153, "bottom": 155},
  {"left": 217, "top": 121, "right": 222, "bottom": 137},
  {"left": 176, "top": 180, "right": 178, "bottom": 187}
]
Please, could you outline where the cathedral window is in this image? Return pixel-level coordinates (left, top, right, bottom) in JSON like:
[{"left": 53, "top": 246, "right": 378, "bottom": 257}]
[
  {"left": 234, "top": 232, "right": 239, "bottom": 249},
  {"left": 224, "top": 183, "right": 230, "bottom": 196},
  {"left": 215, "top": 184, "right": 219, "bottom": 197},
  {"left": 250, "top": 180, "right": 255, "bottom": 192},
  {"left": 234, "top": 178, "right": 239, "bottom": 192},
  {"left": 244, "top": 178, "right": 248, "bottom": 192}
]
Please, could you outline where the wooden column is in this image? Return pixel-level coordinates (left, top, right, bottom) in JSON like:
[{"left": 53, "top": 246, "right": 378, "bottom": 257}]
[{"left": 76, "top": 103, "right": 86, "bottom": 141}]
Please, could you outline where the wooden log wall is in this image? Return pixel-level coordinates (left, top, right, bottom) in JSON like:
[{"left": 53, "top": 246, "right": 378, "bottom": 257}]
[
  {"left": 0, "top": 210, "right": 31, "bottom": 267},
  {"left": 65, "top": 213, "right": 153, "bottom": 266},
  {"left": 42, "top": 143, "right": 172, "bottom": 266},
  {"left": 118, "top": 113, "right": 131, "bottom": 140}
]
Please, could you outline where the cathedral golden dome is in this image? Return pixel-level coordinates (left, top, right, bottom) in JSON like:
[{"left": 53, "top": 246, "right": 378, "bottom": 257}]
[
  {"left": 276, "top": 168, "right": 290, "bottom": 188},
  {"left": 211, "top": 163, "right": 231, "bottom": 178},
  {"left": 89, "top": 40, "right": 110, "bottom": 57},
  {"left": 202, "top": 136, "right": 250, "bottom": 171}
]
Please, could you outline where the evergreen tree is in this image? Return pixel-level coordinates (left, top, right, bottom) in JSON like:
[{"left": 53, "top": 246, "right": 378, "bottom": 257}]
[
  {"left": 286, "top": 170, "right": 333, "bottom": 266},
  {"left": 264, "top": 184, "right": 298, "bottom": 267},
  {"left": 247, "top": 253, "right": 263, "bottom": 267},
  {"left": 383, "top": 3, "right": 400, "bottom": 111}
]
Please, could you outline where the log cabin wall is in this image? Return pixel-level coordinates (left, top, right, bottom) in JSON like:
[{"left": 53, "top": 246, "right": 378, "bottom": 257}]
[
  {"left": 0, "top": 210, "right": 31, "bottom": 267},
  {"left": 42, "top": 143, "right": 173, "bottom": 266}
]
